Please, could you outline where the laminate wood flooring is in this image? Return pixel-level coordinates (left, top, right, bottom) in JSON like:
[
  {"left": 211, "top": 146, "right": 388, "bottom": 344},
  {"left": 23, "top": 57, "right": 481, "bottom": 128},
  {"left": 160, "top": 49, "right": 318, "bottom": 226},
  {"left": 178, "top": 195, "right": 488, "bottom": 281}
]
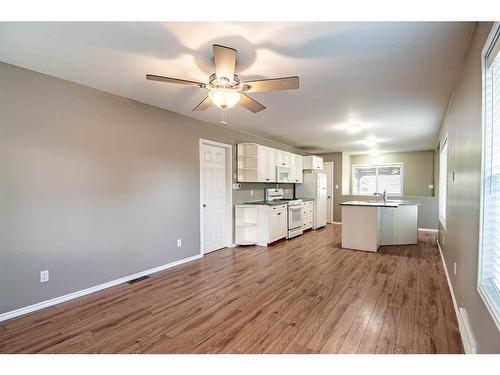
[{"left": 0, "top": 224, "right": 463, "bottom": 354}]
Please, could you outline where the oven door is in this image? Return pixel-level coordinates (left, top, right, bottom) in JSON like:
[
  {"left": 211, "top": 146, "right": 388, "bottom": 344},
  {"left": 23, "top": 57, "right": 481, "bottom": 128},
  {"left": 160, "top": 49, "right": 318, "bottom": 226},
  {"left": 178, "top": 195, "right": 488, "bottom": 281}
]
[{"left": 288, "top": 205, "right": 303, "bottom": 229}]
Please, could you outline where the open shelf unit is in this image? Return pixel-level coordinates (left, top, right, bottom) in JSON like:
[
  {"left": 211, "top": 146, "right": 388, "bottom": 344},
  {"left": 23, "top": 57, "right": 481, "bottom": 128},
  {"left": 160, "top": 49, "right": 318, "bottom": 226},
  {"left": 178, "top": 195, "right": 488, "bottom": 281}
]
[
  {"left": 235, "top": 205, "right": 258, "bottom": 245},
  {"left": 237, "top": 143, "right": 258, "bottom": 182}
]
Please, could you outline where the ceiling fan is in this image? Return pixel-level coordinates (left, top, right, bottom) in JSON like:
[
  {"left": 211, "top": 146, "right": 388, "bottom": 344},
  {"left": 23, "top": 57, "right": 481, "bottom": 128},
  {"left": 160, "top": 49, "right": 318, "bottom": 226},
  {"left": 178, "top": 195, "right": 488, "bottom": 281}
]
[{"left": 146, "top": 44, "right": 299, "bottom": 125}]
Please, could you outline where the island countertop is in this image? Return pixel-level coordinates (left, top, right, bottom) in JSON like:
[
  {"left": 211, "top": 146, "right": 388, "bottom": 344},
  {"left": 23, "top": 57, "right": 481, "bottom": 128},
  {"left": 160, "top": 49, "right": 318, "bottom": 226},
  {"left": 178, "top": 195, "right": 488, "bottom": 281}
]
[{"left": 340, "top": 200, "right": 421, "bottom": 208}]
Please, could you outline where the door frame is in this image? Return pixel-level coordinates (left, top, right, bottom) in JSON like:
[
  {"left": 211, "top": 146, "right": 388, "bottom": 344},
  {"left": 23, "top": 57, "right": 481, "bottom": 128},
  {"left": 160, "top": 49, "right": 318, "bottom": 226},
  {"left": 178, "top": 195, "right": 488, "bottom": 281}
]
[
  {"left": 199, "top": 139, "right": 233, "bottom": 255},
  {"left": 323, "top": 161, "right": 335, "bottom": 223}
]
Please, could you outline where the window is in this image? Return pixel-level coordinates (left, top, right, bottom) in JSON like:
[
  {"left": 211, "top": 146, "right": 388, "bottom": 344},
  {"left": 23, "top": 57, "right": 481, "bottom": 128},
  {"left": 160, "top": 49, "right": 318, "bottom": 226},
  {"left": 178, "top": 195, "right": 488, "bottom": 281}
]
[
  {"left": 352, "top": 164, "right": 403, "bottom": 195},
  {"left": 479, "top": 23, "right": 500, "bottom": 330},
  {"left": 439, "top": 138, "right": 448, "bottom": 228}
]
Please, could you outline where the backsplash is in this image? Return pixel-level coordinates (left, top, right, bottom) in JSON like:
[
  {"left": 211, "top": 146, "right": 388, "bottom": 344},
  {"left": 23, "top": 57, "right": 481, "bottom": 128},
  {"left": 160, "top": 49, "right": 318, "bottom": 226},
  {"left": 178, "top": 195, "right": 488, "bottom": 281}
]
[{"left": 233, "top": 183, "right": 295, "bottom": 205}]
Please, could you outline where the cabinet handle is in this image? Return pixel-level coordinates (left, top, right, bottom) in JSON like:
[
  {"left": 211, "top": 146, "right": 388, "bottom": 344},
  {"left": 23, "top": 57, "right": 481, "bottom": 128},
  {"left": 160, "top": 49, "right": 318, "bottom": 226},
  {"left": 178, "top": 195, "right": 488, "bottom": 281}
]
[
  {"left": 277, "top": 212, "right": 281, "bottom": 215},
  {"left": 266, "top": 178, "right": 269, "bottom": 181}
]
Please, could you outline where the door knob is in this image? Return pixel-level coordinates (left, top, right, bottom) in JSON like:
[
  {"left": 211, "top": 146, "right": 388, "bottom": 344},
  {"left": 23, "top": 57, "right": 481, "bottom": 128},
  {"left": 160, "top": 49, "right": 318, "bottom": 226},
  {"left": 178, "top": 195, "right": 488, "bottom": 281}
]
[{"left": 203, "top": 204, "right": 206, "bottom": 208}]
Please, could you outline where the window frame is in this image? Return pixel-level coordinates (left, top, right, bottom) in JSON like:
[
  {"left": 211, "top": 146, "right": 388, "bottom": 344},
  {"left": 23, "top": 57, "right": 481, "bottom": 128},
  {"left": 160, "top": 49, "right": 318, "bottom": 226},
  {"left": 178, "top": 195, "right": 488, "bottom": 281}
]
[
  {"left": 478, "top": 22, "right": 500, "bottom": 332},
  {"left": 439, "top": 137, "right": 448, "bottom": 229},
  {"left": 351, "top": 163, "right": 404, "bottom": 196}
]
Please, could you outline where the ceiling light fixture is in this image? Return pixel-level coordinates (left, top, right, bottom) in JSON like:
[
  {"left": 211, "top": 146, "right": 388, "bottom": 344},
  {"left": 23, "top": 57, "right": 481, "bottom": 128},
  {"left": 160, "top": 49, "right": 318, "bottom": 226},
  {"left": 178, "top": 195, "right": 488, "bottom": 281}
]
[
  {"left": 346, "top": 123, "right": 362, "bottom": 134},
  {"left": 369, "top": 148, "right": 380, "bottom": 156},
  {"left": 208, "top": 88, "right": 241, "bottom": 109},
  {"left": 364, "top": 139, "right": 377, "bottom": 148}
]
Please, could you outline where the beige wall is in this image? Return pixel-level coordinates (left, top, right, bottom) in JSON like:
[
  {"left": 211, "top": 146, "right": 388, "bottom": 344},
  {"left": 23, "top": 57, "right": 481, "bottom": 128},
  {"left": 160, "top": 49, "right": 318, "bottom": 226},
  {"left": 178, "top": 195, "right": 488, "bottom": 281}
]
[
  {"left": 321, "top": 151, "right": 438, "bottom": 229},
  {"left": 437, "top": 22, "right": 500, "bottom": 353},
  {"left": 350, "top": 150, "right": 435, "bottom": 197},
  {"left": 0, "top": 62, "right": 304, "bottom": 314}
]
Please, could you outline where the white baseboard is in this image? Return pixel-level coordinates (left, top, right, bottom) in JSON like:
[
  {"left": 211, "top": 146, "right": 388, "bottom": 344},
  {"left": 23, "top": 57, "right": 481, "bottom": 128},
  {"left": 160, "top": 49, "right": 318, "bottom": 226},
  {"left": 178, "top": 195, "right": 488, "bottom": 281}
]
[
  {"left": 418, "top": 228, "right": 438, "bottom": 233},
  {"left": 0, "top": 253, "right": 203, "bottom": 323},
  {"left": 332, "top": 222, "right": 342, "bottom": 225},
  {"left": 436, "top": 240, "right": 476, "bottom": 353}
]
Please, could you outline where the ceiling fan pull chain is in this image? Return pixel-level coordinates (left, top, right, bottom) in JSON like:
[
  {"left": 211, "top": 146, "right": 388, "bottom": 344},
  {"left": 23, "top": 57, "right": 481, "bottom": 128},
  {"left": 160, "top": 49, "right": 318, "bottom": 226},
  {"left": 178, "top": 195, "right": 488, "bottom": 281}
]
[{"left": 221, "top": 108, "right": 228, "bottom": 126}]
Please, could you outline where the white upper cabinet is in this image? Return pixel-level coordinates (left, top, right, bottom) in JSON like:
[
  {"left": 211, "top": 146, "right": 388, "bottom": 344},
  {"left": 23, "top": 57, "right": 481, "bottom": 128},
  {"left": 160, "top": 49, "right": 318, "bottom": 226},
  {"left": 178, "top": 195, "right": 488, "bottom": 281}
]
[
  {"left": 275, "top": 149, "right": 290, "bottom": 167},
  {"left": 257, "top": 145, "right": 276, "bottom": 182},
  {"left": 303, "top": 155, "right": 323, "bottom": 170},
  {"left": 237, "top": 143, "right": 303, "bottom": 183},
  {"left": 291, "top": 153, "right": 303, "bottom": 183}
]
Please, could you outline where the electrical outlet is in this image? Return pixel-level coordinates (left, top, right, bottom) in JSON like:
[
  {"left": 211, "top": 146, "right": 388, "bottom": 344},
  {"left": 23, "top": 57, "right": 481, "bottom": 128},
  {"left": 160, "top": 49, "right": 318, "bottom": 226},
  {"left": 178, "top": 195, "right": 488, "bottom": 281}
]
[
  {"left": 40, "top": 270, "right": 49, "bottom": 283},
  {"left": 453, "top": 262, "right": 457, "bottom": 276},
  {"left": 335, "top": 184, "right": 339, "bottom": 189},
  {"left": 177, "top": 239, "right": 182, "bottom": 248},
  {"left": 428, "top": 184, "right": 434, "bottom": 189}
]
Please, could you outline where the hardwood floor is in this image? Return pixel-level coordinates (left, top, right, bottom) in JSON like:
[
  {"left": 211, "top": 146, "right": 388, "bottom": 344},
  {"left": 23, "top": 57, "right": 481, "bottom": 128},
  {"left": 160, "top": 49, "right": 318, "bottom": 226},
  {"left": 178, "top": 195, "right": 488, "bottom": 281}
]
[{"left": 0, "top": 224, "right": 463, "bottom": 354}]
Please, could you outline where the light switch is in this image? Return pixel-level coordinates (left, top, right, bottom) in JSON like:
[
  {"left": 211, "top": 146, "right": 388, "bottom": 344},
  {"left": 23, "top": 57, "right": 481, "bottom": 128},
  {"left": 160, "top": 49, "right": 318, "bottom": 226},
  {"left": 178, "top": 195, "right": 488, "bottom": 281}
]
[{"left": 428, "top": 184, "right": 434, "bottom": 189}]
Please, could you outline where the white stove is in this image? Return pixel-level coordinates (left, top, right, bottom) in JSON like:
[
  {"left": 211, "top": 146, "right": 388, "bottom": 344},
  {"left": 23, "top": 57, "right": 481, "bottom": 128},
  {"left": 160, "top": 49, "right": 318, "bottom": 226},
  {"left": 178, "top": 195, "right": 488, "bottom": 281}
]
[{"left": 265, "top": 188, "right": 304, "bottom": 239}]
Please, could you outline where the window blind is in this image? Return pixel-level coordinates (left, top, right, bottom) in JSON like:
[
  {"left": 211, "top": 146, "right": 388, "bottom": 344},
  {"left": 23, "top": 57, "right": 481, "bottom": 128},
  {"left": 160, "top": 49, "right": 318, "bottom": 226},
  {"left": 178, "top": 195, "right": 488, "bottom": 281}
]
[
  {"left": 439, "top": 139, "right": 448, "bottom": 226},
  {"left": 480, "top": 26, "right": 500, "bottom": 326}
]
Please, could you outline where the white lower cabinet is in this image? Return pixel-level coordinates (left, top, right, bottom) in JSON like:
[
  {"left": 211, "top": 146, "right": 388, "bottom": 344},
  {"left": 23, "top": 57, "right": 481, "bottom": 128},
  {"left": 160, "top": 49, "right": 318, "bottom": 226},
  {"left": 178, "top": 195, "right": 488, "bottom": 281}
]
[
  {"left": 257, "top": 204, "right": 287, "bottom": 246},
  {"left": 302, "top": 200, "right": 314, "bottom": 230}
]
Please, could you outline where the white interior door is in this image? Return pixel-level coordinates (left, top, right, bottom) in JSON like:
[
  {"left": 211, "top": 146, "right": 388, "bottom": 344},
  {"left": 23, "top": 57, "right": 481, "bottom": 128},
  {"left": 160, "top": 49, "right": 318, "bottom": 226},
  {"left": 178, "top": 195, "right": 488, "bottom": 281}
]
[
  {"left": 201, "top": 143, "right": 227, "bottom": 253},
  {"left": 323, "top": 162, "right": 334, "bottom": 223}
]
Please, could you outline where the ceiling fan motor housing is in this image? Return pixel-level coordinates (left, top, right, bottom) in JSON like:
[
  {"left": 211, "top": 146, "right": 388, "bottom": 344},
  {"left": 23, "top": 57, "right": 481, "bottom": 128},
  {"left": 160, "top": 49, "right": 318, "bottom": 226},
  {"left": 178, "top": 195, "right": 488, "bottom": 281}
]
[{"left": 209, "top": 73, "right": 240, "bottom": 89}]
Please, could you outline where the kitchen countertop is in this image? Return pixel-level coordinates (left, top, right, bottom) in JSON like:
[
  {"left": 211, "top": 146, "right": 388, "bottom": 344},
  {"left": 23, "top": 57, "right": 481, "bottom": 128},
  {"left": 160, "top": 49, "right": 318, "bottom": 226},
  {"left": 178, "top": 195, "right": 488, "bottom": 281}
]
[{"left": 340, "top": 200, "right": 421, "bottom": 208}]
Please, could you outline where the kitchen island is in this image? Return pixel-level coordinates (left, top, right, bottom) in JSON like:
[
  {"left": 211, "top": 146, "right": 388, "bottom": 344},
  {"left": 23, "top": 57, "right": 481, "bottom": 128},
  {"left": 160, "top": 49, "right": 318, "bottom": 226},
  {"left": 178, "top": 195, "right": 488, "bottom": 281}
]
[{"left": 340, "top": 200, "right": 420, "bottom": 252}]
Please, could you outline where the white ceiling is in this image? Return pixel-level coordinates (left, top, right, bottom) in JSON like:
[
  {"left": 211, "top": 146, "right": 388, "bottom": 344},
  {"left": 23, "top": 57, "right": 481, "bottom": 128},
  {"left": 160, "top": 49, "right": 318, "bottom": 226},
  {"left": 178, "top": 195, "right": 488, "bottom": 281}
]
[{"left": 0, "top": 22, "right": 474, "bottom": 154}]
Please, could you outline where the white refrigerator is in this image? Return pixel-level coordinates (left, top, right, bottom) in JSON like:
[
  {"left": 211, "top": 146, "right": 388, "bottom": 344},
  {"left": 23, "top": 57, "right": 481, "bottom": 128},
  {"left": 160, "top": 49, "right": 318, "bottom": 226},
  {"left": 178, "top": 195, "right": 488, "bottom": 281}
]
[{"left": 296, "top": 171, "right": 328, "bottom": 229}]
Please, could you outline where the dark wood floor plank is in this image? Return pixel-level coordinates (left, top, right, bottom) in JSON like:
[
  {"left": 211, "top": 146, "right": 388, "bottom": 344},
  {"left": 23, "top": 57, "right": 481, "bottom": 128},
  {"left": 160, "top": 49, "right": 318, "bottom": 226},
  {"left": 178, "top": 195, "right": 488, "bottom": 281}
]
[{"left": 0, "top": 225, "right": 462, "bottom": 354}]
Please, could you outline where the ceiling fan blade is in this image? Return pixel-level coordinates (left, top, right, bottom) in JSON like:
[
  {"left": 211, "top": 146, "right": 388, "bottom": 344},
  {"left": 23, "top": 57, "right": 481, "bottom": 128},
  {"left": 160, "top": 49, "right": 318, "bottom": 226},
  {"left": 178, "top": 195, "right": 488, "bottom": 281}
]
[
  {"left": 146, "top": 74, "right": 206, "bottom": 88},
  {"left": 213, "top": 44, "right": 237, "bottom": 81},
  {"left": 192, "top": 96, "right": 212, "bottom": 111},
  {"left": 241, "top": 76, "right": 299, "bottom": 93},
  {"left": 239, "top": 93, "right": 266, "bottom": 113}
]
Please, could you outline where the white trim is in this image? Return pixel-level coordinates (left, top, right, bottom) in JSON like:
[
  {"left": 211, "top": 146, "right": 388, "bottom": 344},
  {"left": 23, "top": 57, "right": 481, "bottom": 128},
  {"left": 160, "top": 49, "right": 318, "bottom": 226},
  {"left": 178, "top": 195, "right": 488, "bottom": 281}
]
[
  {"left": 438, "top": 136, "right": 448, "bottom": 230},
  {"left": 436, "top": 239, "right": 470, "bottom": 353},
  {"left": 351, "top": 162, "right": 404, "bottom": 196},
  {"left": 418, "top": 228, "right": 438, "bottom": 233},
  {"left": 332, "top": 222, "right": 342, "bottom": 225},
  {"left": 477, "top": 22, "right": 500, "bottom": 334},
  {"left": 0, "top": 254, "right": 202, "bottom": 323},
  {"left": 323, "top": 161, "right": 335, "bottom": 223},
  {"left": 199, "top": 139, "right": 233, "bottom": 256}
]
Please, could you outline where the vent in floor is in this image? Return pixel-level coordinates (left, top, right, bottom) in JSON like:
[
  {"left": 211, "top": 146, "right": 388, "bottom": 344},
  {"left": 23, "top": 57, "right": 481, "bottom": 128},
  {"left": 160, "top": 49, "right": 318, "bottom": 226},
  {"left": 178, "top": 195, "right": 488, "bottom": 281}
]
[{"left": 126, "top": 275, "right": 150, "bottom": 284}]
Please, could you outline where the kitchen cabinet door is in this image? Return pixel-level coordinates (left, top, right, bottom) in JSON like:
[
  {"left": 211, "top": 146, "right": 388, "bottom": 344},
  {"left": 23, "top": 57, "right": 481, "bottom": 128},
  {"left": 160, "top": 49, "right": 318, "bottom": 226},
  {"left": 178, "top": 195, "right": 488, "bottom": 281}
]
[
  {"left": 269, "top": 211, "right": 287, "bottom": 242},
  {"left": 276, "top": 150, "right": 290, "bottom": 167},
  {"left": 303, "top": 155, "right": 323, "bottom": 170},
  {"left": 292, "top": 154, "right": 303, "bottom": 183},
  {"left": 266, "top": 147, "right": 276, "bottom": 182},
  {"left": 258, "top": 145, "right": 269, "bottom": 182},
  {"left": 258, "top": 146, "right": 276, "bottom": 182}
]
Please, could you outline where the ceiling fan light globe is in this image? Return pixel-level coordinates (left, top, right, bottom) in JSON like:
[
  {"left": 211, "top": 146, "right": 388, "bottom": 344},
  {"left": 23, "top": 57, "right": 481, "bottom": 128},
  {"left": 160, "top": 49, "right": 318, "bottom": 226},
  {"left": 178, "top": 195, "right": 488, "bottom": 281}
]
[{"left": 208, "top": 88, "right": 241, "bottom": 109}]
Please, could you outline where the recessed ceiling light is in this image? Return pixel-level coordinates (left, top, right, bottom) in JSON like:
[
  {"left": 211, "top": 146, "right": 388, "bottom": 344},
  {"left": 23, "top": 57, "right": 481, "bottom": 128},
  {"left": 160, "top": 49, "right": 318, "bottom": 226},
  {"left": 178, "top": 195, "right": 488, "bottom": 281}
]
[
  {"left": 369, "top": 149, "right": 379, "bottom": 156},
  {"left": 346, "top": 123, "right": 362, "bottom": 134}
]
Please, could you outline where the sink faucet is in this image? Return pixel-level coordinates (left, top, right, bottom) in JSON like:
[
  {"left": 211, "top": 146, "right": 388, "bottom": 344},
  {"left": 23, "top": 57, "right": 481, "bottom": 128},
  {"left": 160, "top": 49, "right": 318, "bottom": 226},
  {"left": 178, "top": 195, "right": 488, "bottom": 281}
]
[{"left": 373, "top": 190, "right": 387, "bottom": 204}]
